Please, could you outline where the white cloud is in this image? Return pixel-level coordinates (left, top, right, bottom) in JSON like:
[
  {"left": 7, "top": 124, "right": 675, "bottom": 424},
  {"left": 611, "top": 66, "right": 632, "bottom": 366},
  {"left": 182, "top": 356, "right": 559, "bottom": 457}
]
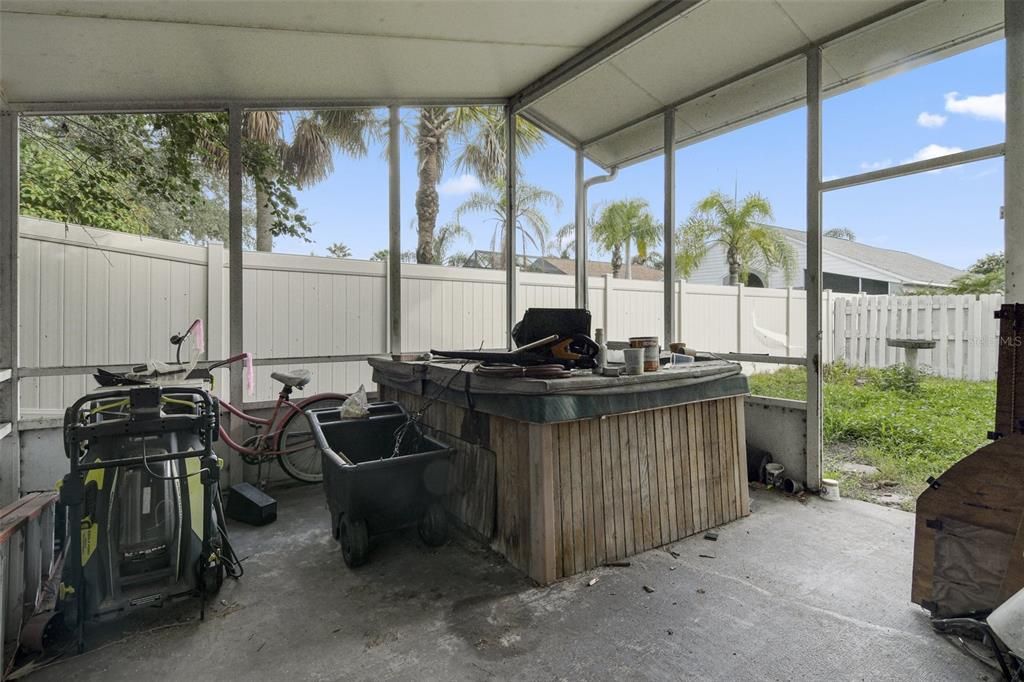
[
  {"left": 438, "top": 174, "right": 482, "bottom": 195},
  {"left": 859, "top": 159, "right": 892, "bottom": 171},
  {"left": 944, "top": 91, "right": 1005, "bottom": 122},
  {"left": 906, "top": 143, "right": 963, "bottom": 163},
  {"left": 916, "top": 111, "right": 947, "bottom": 128}
]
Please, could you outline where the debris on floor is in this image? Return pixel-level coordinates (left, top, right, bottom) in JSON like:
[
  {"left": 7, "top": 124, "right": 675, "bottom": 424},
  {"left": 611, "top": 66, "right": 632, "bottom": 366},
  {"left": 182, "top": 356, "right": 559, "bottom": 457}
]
[
  {"left": 643, "top": 585, "right": 655, "bottom": 593},
  {"left": 587, "top": 577, "right": 599, "bottom": 587},
  {"left": 604, "top": 561, "right": 631, "bottom": 568},
  {"left": 704, "top": 531, "right": 719, "bottom": 541}
]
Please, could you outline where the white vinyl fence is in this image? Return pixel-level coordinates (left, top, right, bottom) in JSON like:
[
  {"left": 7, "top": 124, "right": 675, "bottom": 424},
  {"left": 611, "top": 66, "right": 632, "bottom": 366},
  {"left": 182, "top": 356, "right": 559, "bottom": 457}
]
[
  {"left": 15, "top": 218, "right": 998, "bottom": 414},
  {"left": 832, "top": 293, "right": 1003, "bottom": 380}
]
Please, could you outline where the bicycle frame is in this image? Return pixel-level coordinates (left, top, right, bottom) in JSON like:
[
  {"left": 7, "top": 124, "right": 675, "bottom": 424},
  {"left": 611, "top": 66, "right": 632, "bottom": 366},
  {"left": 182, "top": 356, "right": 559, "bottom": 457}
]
[
  {"left": 169, "top": 328, "right": 347, "bottom": 461},
  {"left": 211, "top": 358, "right": 346, "bottom": 458}
]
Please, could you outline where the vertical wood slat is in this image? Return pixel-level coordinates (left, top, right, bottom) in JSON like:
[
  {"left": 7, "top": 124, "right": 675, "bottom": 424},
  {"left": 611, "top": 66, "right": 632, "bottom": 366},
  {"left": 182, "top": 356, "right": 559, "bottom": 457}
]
[
  {"left": 628, "top": 411, "right": 644, "bottom": 554},
  {"left": 570, "top": 421, "right": 585, "bottom": 575},
  {"left": 528, "top": 422, "right": 556, "bottom": 585},
  {"left": 617, "top": 413, "right": 636, "bottom": 558},
  {"left": 558, "top": 423, "right": 574, "bottom": 578},
  {"left": 589, "top": 417, "right": 602, "bottom": 565},
  {"left": 635, "top": 410, "right": 653, "bottom": 550}
]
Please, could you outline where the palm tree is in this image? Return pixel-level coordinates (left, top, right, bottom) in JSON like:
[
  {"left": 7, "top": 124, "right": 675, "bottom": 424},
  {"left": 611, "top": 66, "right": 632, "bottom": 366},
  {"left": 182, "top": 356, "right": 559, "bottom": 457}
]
[
  {"left": 453, "top": 179, "right": 561, "bottom": 268},
  {"left": 326, "top": 242, "right": 351, "bottom": 258},
  {"left": 432, "top": 223, "right": 472, "bottom": 265},
  {"left": 246, "top": 109, "right": 381, "bottom": 251},
  {"left": 676, "top": 191, "right": 796, "bottom": 285},
  {"left": 591, "top": 199, "right": 661, "bottom": 279},
  {"left": 412, "top": 107, "right": 544, "bottom": 264},
  {"left": 549, "top": 223, "right": 576, "bottom": 259}
]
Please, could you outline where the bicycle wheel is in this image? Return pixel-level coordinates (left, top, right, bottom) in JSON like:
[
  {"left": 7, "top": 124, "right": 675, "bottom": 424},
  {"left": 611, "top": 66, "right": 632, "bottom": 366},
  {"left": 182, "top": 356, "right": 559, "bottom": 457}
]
[{"left": 276, "top": 395, "right": 346, "bottom": 483}]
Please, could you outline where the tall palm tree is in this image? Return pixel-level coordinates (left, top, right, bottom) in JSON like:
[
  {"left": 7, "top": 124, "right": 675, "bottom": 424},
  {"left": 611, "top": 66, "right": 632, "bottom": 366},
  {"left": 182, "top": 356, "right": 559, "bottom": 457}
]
[
  {"left": 246, "top": 109, "right": 381, "bottom": 251},
  {"left": 413, "top": 107, "right": 544, "bottom": 264},
  {"left": 591, "top": 199, "right": 661, "bottom": 279},
  {"left": 676, "top": 191, "right": 796, "bottom": 285},
  {"left": 453, "top": 179, "right": 561, "bottom": 268}
]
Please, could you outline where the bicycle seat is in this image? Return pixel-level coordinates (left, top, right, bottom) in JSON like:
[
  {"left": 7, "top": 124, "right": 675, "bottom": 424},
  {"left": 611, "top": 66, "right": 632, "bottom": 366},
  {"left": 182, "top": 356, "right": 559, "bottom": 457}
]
[{"left": 271, "top": 369, "right": 312, "bottom": 388}]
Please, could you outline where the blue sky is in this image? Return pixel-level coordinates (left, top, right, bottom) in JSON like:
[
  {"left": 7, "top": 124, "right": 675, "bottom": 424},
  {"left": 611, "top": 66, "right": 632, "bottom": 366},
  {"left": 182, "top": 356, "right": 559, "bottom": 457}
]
[{"left": 276, "top": 39, "right": 1006, "bottom": 271}]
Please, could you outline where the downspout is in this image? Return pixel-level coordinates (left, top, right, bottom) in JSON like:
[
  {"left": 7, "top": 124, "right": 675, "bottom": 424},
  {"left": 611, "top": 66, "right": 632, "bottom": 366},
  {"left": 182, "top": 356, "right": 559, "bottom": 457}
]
[{"left": 576, "top": 164, "right": 619, "bottom": 307}]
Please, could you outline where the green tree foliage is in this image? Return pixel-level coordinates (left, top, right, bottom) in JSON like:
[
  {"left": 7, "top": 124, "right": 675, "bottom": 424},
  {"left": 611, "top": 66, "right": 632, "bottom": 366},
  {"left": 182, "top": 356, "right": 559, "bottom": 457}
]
[
  {"left": 947, "top": 252, "right": 1004, "bottom": 294},
  {"left": 432, "top": 223, "right": 473, "bottom": 265},
  {"left": 591, "top": 199, "right": 661, "bottom": 279},
  {"left": 369, "top": 249, "right": 416, "bottom": 263},
  {"left": 824, "top": 227, "right": 856, "bottom": 241},
  {"left": 17, "top": 112, "right": 362, "bottom": 248},
  {"left": 676, "top": 191, "right": 795, "bottom": 285},
  {"left": 327, "top": 242, "right": 352, "bottom": 258}
]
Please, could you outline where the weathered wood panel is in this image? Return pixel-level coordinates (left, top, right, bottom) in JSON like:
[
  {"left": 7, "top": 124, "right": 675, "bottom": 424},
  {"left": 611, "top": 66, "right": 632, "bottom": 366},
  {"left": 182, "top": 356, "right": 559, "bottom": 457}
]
[
  {"left": 546, "top": 396, "right": 748, "bottom": 579},
  {"left": 378, "top": 385, "right": 747, "bottom": 583}
]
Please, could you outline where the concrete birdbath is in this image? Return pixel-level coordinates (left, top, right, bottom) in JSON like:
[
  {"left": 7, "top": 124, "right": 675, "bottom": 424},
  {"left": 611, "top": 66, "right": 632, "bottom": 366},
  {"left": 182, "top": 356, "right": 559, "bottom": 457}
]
[{"left": 886, "top": 338, "right": 936, "bottom": 374}]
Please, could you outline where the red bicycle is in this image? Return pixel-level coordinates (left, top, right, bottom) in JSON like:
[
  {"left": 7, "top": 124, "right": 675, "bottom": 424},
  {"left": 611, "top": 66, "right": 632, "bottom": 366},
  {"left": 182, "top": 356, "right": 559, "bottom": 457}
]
[{"left": 170, "top": 320, "right": 348, "bottom": 483}]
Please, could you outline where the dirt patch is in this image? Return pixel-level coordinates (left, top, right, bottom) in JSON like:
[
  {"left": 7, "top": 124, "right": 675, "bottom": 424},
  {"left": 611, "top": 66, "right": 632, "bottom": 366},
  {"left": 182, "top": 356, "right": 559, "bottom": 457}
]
[{"left": 824, "top": 443, "right": 919, "bottom": 512}]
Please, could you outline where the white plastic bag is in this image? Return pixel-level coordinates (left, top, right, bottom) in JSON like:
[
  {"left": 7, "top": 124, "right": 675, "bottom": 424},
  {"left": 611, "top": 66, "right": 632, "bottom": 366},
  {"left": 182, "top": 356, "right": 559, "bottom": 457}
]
[{"left": 339, "top": 384, "right": 370, "bottom": 419}]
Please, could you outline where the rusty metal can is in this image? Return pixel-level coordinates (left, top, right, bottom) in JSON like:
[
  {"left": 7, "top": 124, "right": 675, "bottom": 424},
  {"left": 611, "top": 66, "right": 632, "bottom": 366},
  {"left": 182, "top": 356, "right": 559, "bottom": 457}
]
[{"left": 629, "top": 336, "right": 660, "bottom": 372}]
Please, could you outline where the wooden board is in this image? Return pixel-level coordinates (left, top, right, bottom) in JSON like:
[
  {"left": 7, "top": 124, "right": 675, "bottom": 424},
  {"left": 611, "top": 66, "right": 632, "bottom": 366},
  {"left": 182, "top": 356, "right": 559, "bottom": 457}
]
[{"left": 912, "top": 433, "right": 1024, "bottom": 615}]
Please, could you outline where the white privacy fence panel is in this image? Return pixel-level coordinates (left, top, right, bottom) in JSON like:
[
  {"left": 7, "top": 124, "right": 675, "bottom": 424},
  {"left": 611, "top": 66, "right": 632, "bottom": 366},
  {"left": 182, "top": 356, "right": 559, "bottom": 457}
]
[
  {"left": 18, "top": 219, "right": 208, "bottom": 411},
  {"left": 26, "top": 217, "right": 998, "bottom": 414},
  {"left": 832, "top": 293, "right": 1002, "bottom": 380}
]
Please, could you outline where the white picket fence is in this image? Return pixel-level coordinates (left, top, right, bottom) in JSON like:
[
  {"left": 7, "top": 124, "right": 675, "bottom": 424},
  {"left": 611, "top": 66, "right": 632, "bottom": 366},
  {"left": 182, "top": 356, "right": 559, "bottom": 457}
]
[
  {"left": 832, "top": 293, "right": 1003, "bottom": 380},
  {"left": 15, "top": 217, "right": 999, "bottom": 414}
]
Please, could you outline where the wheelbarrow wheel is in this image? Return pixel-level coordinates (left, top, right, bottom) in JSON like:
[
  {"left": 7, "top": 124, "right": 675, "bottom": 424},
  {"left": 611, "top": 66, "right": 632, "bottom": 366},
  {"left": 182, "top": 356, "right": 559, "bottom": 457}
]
[
  {"left": 339, "top": 516, "right": 369, "bottom": 567},
  {"left": 418, "top": 503, "right": 448, "bottom": 547}
]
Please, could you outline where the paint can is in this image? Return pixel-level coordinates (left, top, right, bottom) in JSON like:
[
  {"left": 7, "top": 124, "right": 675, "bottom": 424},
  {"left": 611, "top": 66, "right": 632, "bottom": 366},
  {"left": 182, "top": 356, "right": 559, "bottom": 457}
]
[
  {"left": 629, "top": 336, "right": 660, "bottom": 372},
  {"left": 764, "top": 462, "right": 785, "bottom": 486},
  {"left": 782, "top": 478, "right": 803, "bottom": 494},
  {"left": 820, "top": 478, "right": 841, "bottom": 501},
  {"left": 623, "top": 348, "right": 645, "bottom": 375}
]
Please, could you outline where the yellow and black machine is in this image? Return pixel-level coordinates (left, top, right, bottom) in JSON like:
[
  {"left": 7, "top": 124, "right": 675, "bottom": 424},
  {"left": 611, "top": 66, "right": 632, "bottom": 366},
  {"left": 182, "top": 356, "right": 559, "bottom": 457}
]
[{"left": 60, "top": 384, "right": 239, "bottom": 649}]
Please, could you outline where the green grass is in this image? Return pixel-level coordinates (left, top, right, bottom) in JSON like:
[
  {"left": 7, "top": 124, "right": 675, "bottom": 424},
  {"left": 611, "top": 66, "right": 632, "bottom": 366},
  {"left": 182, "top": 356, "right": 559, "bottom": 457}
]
[{"left": 749, "top": 363, "right": 995, "bottom": 499}]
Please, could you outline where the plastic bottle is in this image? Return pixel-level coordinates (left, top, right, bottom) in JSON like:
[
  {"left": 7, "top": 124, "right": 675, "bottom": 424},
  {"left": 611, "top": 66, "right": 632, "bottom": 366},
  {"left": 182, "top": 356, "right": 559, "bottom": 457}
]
[{"left": 594, "top": 328, "right": 607, "bottom": 372}]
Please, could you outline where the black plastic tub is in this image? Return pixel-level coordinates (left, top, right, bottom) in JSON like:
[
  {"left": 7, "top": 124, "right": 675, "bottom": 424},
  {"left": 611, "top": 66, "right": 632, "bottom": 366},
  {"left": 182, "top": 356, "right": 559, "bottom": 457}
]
[{"left": 306, "top": 401, "right": 452, "bottom": 567}]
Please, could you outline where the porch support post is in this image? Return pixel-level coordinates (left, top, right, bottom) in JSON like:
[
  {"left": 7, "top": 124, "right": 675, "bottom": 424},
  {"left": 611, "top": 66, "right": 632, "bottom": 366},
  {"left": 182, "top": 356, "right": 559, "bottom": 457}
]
[
  {"left": 574, "top": 147, "right": 587, "bottom": 310},
  {"left": 388, "top": 105, "right": 402, "bottom": 353},
  {"left": 1006, "top": 0, "right": 1024, "bottom": 303},
  {"left": 505, "top": 105, "right": 518, "bottom": 350},
  {"left": 227, "top": 106, "right": 247, "bottom": 484},
  {"left": 663, "top": 109, "right": 676, "bottom": 346},
  {"left": 805, "top": 48, "right": 824, "bottom": 491},
  {"left": 0, "top": 111, "right": 20, "bottom": 503}
]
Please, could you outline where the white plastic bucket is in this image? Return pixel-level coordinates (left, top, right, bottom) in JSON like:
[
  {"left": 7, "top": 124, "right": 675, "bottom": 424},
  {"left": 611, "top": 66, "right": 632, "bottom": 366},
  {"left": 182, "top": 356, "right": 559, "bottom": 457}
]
[
  {"left": 820, "top": 478, "right": 841, "bottom": 501},
  {"left": 765, "top": 462, "right": 784, "bottom": 486}
]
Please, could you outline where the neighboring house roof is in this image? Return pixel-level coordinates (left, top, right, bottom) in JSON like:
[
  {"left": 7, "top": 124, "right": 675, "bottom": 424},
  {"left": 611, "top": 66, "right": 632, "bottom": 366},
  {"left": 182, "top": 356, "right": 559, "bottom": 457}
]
[
  {"left": 772, "top": 226, "right": 964, "bottom": 286},
  {"left": 530, "top": 257, "right": 664, "bottom": 282}
]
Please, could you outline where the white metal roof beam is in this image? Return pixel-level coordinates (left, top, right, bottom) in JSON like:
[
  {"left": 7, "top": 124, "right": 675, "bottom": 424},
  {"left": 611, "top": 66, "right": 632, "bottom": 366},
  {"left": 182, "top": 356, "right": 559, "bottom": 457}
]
[
  {"left": 8, "top": 97, "right": 509, "bottom": 116},
  {"left": 508, "top": 0, "right": 704, "bottom": 115},
  {"left": 577, "top": 0, "right": 926, "bottom": 150}
]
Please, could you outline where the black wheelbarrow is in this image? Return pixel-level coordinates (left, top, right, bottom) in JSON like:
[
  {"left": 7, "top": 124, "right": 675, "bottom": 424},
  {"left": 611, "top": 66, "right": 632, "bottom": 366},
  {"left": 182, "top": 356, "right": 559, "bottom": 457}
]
[{"left": 306, "top": 402, "right": 452, "bottom": 567}]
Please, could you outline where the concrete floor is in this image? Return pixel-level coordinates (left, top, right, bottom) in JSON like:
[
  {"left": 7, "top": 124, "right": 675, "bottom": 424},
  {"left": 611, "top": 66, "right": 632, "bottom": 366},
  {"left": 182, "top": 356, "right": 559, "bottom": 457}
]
[{"left": 29, "top": 487, "right": 986, "bottom": 681}]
